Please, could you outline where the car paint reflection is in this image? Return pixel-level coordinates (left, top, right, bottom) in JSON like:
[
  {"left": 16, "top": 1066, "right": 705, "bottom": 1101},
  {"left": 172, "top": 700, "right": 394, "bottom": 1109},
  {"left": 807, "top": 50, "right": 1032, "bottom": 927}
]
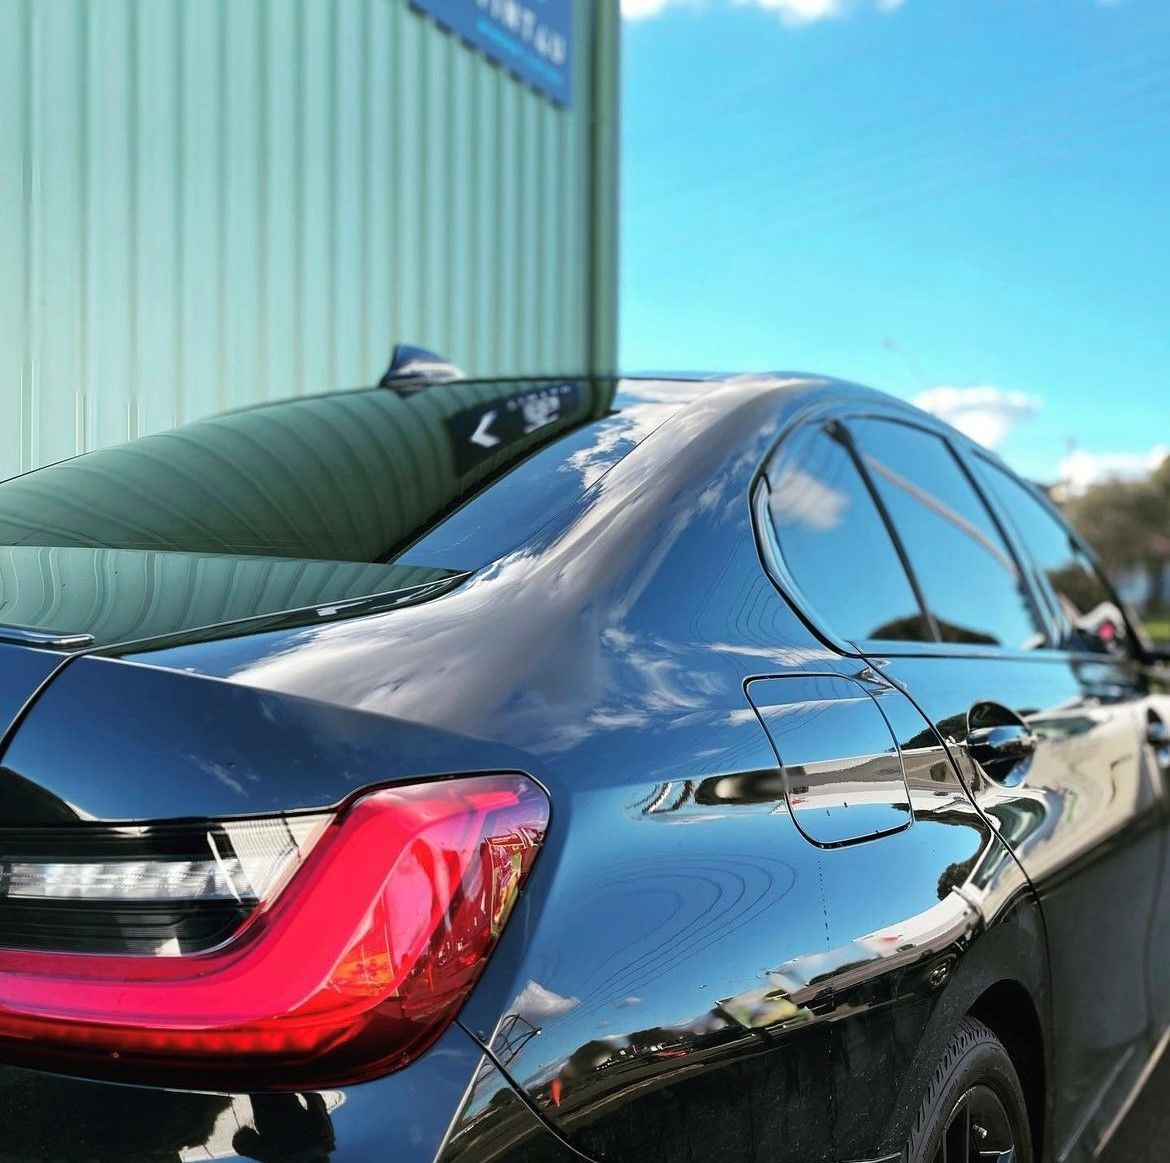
[{"left": 0, "top": 1024, "right": 582, "bottom": 1163}]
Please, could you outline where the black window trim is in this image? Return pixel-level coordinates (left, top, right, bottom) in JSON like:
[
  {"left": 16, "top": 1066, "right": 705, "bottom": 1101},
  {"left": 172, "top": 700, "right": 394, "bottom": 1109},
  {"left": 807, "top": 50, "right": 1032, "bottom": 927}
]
[
  {"left": 963, "top": 447, "right": 1075, "bottom": 649},
  {"left": 753, "top": 416, "right": 932, "bottom": 658},
  {"left": 964, "top": 445, "right": 1152, "bottom": 662},
  {"left": 757, "top": 400, "right": 1080, "bottom": 663},
  {"left": 751, "top": 477, "right": 863, "bottom": 658},
  {"left": 825, "top": 419, "right": 941, "bottom": 642},
  {"left": 842, "top": 413, "right": 1054, "bottom": 653}
]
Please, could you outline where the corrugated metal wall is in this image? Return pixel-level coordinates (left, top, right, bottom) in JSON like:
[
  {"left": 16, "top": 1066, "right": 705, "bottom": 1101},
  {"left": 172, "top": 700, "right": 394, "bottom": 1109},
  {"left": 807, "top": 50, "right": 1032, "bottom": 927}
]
[{"left": 0, "top": 0, "right": 618, "bottom": 481}]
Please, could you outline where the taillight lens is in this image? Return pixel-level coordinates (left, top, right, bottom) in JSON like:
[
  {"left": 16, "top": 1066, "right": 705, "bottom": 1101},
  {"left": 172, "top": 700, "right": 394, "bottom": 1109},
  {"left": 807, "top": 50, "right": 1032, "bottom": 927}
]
[{"left": 0, "top": 775, "right": 548, "bottom": 1088}]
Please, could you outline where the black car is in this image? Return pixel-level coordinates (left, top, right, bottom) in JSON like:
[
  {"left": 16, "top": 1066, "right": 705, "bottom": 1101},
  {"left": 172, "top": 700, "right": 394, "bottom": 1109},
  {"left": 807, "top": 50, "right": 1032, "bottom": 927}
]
[{"left": 0, "top": 361, "right": 1166, "bottom": 1163}]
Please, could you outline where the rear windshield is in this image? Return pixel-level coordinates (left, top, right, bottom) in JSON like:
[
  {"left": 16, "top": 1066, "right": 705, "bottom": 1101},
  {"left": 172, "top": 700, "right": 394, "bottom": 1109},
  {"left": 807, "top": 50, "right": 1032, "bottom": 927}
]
[{"left": 0, "top": 377, "right": 671, "bottom": 648}]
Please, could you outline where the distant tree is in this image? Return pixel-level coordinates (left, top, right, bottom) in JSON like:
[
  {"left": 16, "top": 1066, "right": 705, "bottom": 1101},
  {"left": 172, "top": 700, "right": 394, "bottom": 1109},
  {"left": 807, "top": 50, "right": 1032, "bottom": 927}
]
[
  {"left": 1154, "top": 455, "right": 1170, "bottom": 497},
  {"left": 1151, "top": 455, "right": 1170, "bottom": 609},
  {"left": 1065, "top": 479, "right": 1148, "bottom": 571},
  {"left": 1063, "top": 457, "right": 1170, "bottom": 612}
]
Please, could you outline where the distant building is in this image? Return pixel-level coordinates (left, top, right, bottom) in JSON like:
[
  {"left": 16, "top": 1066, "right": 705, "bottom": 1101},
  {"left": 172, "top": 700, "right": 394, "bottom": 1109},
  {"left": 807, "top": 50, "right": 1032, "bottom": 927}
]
[{"left": 0, "top": 0, "right": 619, "bottom": 480}]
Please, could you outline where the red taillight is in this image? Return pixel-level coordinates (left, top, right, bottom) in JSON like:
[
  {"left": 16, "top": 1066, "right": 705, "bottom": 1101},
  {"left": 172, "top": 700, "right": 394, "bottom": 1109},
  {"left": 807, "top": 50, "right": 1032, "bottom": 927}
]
[{"left": 0, "top": 775, "right": 548, "bottom": 1088}]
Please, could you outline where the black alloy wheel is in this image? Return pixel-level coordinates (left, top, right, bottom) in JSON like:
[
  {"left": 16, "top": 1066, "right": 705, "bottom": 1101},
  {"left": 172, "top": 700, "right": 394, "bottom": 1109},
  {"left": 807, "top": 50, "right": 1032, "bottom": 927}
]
[
  {"left": 908, "top": 1017, "right": 1032, "bottom": 1163},
  {"left": 934, "top": 1082, "right": 1017, "bottom": 1163}
]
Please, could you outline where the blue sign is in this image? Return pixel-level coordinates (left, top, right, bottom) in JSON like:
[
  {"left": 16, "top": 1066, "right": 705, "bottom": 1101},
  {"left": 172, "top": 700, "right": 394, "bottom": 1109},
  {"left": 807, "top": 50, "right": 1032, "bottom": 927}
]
[{"left": 412, "top": 0, "right": 573, "bottom": 108}]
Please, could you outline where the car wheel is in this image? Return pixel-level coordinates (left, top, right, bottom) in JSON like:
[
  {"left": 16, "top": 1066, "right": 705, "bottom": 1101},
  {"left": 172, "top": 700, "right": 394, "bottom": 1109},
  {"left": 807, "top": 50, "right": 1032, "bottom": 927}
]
[{"left": 907, "top": 1017, "right": 1033, "bottom": 1163}]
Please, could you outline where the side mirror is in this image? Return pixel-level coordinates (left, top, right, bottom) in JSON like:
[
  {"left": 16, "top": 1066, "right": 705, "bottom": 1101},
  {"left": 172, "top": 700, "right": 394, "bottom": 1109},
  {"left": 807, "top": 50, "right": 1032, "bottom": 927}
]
[
  {"left": 1074, "top": 602, "right": 1129, "bottom": 657},
  {"left": 1094, "top": 615, "right": 1126, "bottom": 654}
]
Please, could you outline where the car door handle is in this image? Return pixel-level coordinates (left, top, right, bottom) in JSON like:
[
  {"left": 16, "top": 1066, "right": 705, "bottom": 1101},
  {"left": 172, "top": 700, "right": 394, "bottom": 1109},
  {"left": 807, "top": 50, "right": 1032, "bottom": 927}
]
[
  {"left": 964, "top": 703, "right": 1038, "bottom": 787},
  {"left": 968, "top": 723, "right": 1038, "bottom": 764}
]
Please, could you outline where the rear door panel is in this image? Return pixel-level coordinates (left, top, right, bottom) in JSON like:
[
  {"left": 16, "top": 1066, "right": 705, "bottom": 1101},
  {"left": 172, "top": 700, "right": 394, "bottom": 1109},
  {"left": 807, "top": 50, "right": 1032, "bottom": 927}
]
[
  {"left": 878, "top": 650, "right": 1161, "bottom": 1161},
  {"left": 1140, "top": 687, "right": 1170, "bottom": 1035},
  {"left": 803, "top": 678, "right": 1041, "bottom": 1160}
]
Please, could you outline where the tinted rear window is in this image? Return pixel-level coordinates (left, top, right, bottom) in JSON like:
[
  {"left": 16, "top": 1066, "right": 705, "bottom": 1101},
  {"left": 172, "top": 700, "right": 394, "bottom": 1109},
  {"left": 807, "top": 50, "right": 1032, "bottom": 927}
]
[
  {"left": 850, "top": 419, "right": 1044, "bottom": 650},
  {"left": 766, "top": 423, "right": 933, "bottom": 643},
  {"left": 0, "top": 376, "right": 678, "bottom": 647},
  {"left": 0, "top": 378, "right": 615, "bottom": 565}
]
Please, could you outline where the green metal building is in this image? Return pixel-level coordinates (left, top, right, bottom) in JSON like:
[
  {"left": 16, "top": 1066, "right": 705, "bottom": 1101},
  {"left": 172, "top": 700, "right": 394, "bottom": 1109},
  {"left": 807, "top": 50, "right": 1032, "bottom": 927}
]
[{"left": 0, "top": 0, "right": 620, "bottom": 482}]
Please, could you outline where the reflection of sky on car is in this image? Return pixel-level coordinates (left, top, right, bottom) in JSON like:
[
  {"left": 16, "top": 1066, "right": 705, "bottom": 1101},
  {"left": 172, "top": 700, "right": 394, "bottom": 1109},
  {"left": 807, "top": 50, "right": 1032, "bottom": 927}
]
[
  {"left": 214, "top": 381, "right": 797, "bottom": 755},
  {"left": 769, "top": 463, "right": 847, "bottom": 531},
  {"left": 402, "top": 378, "right": 712, "bottom": 572}
]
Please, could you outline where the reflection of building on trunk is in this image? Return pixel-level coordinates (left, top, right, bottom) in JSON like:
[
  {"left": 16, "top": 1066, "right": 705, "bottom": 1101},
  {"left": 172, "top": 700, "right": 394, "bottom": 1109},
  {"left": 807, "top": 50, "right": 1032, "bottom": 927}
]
[{"left": 535, "top": 881, "right": 982, "bottom": 1111}]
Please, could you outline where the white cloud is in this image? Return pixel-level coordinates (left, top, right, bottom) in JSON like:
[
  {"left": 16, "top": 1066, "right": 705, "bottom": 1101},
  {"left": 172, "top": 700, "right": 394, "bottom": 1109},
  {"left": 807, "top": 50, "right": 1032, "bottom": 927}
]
[
  {"left": 622, "top": 0, "right": 707, "bottom": 17},
  {"left": 734, "top": 0, "right": 844, "bottom": 24},
  {"left": 621, "top": 0, "right": 680, "bottom": 17},
  {"left": 913, "top": 385, "right": 1042, "bottom": 450},
  {"left": 622, "top": 0, "right": 901, "bottom": 21},
  {"left": 509, "top": 980, "right": 581, "bottom": 1022},
  {"left": 1059, "top": 446, "right": 1169, "bottom": 494},
  {"left": 620, "top": 0, "right": 1119, "bottom": 24}
]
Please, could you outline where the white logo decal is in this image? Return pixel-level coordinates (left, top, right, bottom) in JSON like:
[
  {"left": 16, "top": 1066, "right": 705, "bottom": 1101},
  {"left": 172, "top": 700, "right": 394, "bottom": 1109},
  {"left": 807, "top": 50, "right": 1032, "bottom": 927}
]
[{"left": 470, "top": 411, "right": 502, "bottom": 449}]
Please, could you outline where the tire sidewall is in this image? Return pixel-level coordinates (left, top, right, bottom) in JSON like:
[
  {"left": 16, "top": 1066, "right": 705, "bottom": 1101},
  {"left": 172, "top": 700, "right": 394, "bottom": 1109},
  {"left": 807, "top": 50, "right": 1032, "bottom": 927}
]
[{"left": 907, "top": 1020, "right": 1034, "bottom": 1163}]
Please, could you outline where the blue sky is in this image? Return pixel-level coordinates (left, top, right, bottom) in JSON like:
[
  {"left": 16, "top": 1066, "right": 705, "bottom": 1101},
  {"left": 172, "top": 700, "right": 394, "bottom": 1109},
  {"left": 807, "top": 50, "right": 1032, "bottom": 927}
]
[{"left": 620, "top": 0, "right": 1170, "bottom": 483}]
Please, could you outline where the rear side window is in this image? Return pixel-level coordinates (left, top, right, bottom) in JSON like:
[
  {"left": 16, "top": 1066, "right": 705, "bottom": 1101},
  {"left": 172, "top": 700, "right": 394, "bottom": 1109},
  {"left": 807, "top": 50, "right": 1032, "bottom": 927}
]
[
  {"left": 969, "top": 456, "right": 1117, "bottom": 653},
  {"left": 850, "top": 419, "right": 1044, "bottom": 650},
  {"left": 766, "top": 424, "right": 932, "bottom": 642}
]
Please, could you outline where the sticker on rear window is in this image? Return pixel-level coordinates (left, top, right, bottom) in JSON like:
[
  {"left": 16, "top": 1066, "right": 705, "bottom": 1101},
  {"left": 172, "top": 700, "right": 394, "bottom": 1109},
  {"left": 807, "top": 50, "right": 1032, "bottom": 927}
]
[{"left": 445, "top": 382, "right": 583, "bottom": 475}]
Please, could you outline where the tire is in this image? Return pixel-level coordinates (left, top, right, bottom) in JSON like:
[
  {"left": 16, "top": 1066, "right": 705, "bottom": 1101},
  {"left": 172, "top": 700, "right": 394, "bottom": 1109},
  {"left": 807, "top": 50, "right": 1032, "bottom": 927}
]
[{"left": 906, "top": 1016, "right": 1033, "bottom": 1163}]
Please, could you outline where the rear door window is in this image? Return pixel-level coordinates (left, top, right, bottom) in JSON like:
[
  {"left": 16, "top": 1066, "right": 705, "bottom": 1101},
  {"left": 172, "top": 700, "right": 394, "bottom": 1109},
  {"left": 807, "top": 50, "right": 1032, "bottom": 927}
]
[
  {"left": 969, "top": 455, "right": 1120, "bottom": 653},
  {"left": 849, "top": 419, "right": 1045, "bottom": 650},
  {"left": 765, "top": 423, "right": 932, "bottom": 643}
]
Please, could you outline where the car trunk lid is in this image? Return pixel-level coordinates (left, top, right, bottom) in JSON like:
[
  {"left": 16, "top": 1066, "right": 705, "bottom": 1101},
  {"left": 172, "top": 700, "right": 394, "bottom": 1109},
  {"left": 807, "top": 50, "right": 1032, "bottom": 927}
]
[
  {"left": 0, "top": 545, "right": 462, "bottom": 653},
  {"left": 0, "top": 641, "right": 70, "bottom": 746}
]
